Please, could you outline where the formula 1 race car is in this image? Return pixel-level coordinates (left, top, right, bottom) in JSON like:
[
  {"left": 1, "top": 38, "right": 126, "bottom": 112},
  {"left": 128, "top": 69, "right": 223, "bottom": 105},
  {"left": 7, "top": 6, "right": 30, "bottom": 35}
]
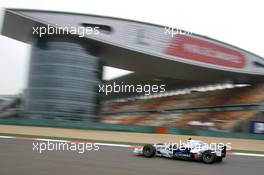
[{"left": 134, "top": 138, "right": 226, "bottom": 164}]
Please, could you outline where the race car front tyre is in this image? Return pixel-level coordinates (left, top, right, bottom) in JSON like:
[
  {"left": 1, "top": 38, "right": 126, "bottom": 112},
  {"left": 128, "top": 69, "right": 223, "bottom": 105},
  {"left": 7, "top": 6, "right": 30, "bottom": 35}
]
[
  {"left": 143, "top": 144, "right": 156, "bottom": 158},
  {"left": 202, "top": 151, "right": 216, "bottom": 164}
]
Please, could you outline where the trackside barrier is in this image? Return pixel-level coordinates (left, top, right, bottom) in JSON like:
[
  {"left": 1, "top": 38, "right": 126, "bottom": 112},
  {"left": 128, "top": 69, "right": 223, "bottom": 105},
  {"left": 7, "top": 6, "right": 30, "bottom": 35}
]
[
  {"left": 0, "top": 117, "right": 263, "bottom": 140},
  {"left": 154, "top": 127, "right": 167, "bottom": 134}
]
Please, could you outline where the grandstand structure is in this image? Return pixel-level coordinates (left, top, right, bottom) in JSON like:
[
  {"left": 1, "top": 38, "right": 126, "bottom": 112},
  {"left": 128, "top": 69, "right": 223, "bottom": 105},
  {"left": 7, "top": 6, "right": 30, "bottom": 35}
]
[
  {"left": 1, "top": 9, "right": 264, "bottom": 133},
  {"left": 101, "top": 83, "right": 264, "bottom": 132},
  {"left": 0, "top": 95, "right": 23, "bottom": 117}
]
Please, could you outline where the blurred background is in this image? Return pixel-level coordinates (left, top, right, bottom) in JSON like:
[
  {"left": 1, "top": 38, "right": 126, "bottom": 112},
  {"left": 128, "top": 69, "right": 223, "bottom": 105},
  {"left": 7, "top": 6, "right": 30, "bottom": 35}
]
[{"left": 0, "top": 0, "right": 264, "bottom": 136}]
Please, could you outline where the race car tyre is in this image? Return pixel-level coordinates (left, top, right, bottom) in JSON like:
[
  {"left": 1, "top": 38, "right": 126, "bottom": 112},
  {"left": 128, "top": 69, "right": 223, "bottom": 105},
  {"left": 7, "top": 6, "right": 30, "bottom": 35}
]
[
  {"left": 216, "top": 157, "right": 223, "bottom": 162},
  {"left": 143, "top": 144, "right": 156, "bottom": 158},
  {"left": 202, "top": 151, "right": 216, "bottom": 164}
]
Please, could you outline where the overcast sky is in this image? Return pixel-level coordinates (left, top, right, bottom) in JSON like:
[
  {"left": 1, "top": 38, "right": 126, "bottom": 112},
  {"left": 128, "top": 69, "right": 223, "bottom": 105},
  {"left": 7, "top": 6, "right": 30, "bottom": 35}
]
[{"left": 0, "top": 0, "right": 263, "bottom": 95}]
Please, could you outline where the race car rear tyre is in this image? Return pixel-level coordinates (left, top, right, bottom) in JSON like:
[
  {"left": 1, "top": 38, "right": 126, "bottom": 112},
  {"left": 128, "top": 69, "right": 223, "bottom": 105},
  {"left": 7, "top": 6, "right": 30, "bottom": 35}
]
[
  {"left": 216, "top": 157, "right": 223, "bottom": 162},
  {"left": 143, "top": 144, "right": 156, "bottom": 158},
  {"left": 202, "top": 151, "right": 216, "bottom": 164}
]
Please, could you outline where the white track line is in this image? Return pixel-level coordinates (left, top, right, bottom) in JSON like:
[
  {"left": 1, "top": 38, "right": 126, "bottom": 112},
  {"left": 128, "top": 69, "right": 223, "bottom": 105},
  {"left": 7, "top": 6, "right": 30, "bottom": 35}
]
[
  {"left": 96, "top": 143, "right": 131, "bottom": 148},
  {"left": 228, "top": 152, "right": 264, "bottom": 157},
  {"left": 1, "top": 135, "right": 264, "bottom": 157},
  {"left": 36, "top": 138, "right": 70, "bottom": 143},
  {"left": 0, "top": 135, "right": 15, "bottom": 139}
]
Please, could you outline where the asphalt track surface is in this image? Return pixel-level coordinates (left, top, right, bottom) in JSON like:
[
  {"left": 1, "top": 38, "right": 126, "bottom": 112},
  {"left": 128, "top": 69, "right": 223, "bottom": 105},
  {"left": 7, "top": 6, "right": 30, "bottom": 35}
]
[{"left": 0, "top": 139, "right": 263, "bottom": 175}]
